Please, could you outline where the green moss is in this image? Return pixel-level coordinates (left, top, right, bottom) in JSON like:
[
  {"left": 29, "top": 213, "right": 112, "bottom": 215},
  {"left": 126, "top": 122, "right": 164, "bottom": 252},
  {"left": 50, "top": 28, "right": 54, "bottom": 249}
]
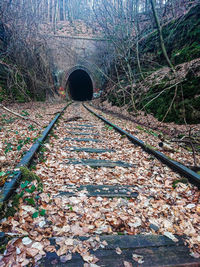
[
  {"left": 172, "top": 178, "right": 188, "bottom": 188},
  {"left": 141, "top": 4, "right": 200, "bottom": 66},
  {"left": 2, "top": 168, "right": 42, "bottom": 218},
  {"left": 172, "top": 42, "right": 200, "bottom": 65},
  {"left": 0, "top": 85, "right": 8, "bottom": 102},
  {"left": 145, "top": 143, "right": 158, "bottom": 151},
  {"left": 4, "top": 192, "right": 22, "bottom": 218},
  {"left": 20, "top": 167, "right": 40, "bottom": 183},
  {"left": 141, "top": 74, "right": 200, "bottom": 124},
  {"left": 0, "top": 244, "right": 7, "bottom": 254}
]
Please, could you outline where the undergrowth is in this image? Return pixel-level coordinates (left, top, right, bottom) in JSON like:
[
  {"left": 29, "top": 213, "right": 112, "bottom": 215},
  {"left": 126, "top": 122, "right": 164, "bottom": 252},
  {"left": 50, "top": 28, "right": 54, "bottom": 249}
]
[{"left": 1, "top": 167, "right": 43, "bottom": 218}]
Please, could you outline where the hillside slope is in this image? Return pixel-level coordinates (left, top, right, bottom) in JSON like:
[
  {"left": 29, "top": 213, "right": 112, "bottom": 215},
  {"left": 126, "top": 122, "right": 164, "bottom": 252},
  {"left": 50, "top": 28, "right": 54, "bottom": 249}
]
[{"left": 103, "top": 4, "right": 200, "bottom": 124}]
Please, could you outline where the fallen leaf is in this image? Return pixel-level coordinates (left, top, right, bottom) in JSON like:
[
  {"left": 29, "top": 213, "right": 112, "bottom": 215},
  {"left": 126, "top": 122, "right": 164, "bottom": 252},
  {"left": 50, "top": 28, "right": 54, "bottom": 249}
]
[
  {"left": 196, "top": 205, "right": 200, "bottom": 214},
  {"left": 45, "top": 245, "right": 56, "bottom": 252},
  {"left": 116, "top": 247, "right": 122, "bottom": 255},
  {"left": 22, "top": 237, "right": 32, "bottom": 246},
  {"left": 26, "top": 247, "right": 39, "bottom": 257},
  {"left": 132, "top": 253, "right": 144, "bottom": 264},
  {"left": 31, "top": 242, "right": 44, "bottom": 251},
  {"left": 21, "top": 205, "right": 36, "bottom": 213},
  {"left": 186, "top": 204, "right": 195, "bottom": 209},
  {"left": 82, "top": 253, "right": 94, "bottom": 263},
  {"left": 21, "top": 259, "right": 30, "bottom": 266},
  {"left": 124, "top": 261, "right": 133, "bottom": 267},
  {"left": 190, "top": 252, "right": 200, "bottom": 259},
  {"left": 60, "top": 254, "right": 72, "bottom": 262},
  {"left": 65, "top": 238, "right": 74, "bottom": 246},
  {"left": 57, "top": 245, "right": 68, "bottom": 256}
]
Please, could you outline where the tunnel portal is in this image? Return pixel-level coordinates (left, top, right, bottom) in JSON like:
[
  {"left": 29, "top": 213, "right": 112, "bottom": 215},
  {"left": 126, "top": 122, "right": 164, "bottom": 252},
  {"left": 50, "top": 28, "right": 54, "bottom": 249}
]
[{"left": 67, "top": 69, "right": 93, "bottom": 101}]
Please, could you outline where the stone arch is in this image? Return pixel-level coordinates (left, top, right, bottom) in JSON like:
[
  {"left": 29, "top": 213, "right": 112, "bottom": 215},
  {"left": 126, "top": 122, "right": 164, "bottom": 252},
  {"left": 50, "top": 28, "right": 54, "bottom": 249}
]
[{"left": 63, "top": 65, "right": 94, "bottom": 101}]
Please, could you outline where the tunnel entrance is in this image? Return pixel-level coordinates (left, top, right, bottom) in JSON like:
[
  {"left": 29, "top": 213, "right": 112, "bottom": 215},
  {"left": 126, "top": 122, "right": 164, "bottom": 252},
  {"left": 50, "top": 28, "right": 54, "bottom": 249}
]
[{"left": 67, "top": 69, "right": 93, "bottom": 101}]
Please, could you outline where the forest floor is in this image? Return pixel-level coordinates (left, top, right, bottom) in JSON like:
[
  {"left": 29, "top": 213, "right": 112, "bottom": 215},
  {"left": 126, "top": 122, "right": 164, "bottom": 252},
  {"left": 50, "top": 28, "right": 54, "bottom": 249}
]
[
  {"left": 0, "top": 101, "right": 199, "bottom": 266},
  {"left": 92, "top": 99, "right": 200, "bottom": 168},
  {"left": 0, "top": 102, "right": 66, "bottom": 178}
]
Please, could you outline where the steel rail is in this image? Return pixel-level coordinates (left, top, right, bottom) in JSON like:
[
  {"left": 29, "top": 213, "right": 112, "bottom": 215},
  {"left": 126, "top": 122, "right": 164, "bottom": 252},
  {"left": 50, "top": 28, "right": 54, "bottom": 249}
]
[
  {"left": 0, "top": 102, "right": 72, "bottom": 206},
  {"left": 83, "top": 104, "right": 200, "bottom": 187}
]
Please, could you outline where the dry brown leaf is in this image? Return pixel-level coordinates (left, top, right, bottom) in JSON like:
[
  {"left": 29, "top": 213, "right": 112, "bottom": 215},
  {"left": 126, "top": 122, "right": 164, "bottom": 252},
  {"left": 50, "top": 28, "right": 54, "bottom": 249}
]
[
  {"left": 132, "top": 253, "right": 144, "bottom": 264},
  {"left": 196, "top": 205, "right": 200, "bottom": 215},
  {"left": 57, "top": 245, "right": 69, "bottom": 256},
  {"left": 65, "top": 238, "right": 74, "bottom": 246},
  {"left": 60, "top": 254, "right": 72, "bottom": 263},
  {"left": 44, "top": 245, "right": 56, "bottom": 252},
  {"left": 116, "top": 247, "right": 122, "bottom": 255},
  {"left": 124, "top": 261, "right": 133, "bottom": 267},
  {"left": 82, "top": 253, "right": 94, "bottom": 263},
  {"left": 26, "top": 248, "right": 39, "bottom": 257}
]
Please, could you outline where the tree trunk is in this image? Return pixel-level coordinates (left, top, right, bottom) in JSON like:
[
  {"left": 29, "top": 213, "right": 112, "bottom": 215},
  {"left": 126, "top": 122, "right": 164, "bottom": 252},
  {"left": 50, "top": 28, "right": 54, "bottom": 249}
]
[
  {"left": 60, "top": 0, "right": 64, "bottom": 20},
  {"left": 53, "top": 0, "right": 58, "bottom": 34},
  {"left": 134, "top": 0, "right": 144, "bottom": 80},
  {"left": 150, "top": 0, "right": 174, "bottom": 71},
  {"left": 49, "top": 0, "right": 53, "bottom": 22}
]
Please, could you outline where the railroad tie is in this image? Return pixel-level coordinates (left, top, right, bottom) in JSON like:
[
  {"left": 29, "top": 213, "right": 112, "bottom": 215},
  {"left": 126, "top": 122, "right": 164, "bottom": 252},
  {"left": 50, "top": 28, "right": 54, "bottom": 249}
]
[
  {"left": 65, "top": 127, "right": 96, "bottom": 130},
  {"left": 68, "top": 132, "right": 100, "bottom": 136},
  {"left": 65, "top": 147, "right": 115, "bottom": 153},
  {"left": 41, "top": 235, "right": 199, "bottom": 266},
  {"left": 55, "top": 184, "right": 139, "bottom": 198},
  {"left": 65, "top": 158, "right": 134, "bottom": 168},
  {"left": 64, "top": 137, "right": 102, "bottom": 142}
]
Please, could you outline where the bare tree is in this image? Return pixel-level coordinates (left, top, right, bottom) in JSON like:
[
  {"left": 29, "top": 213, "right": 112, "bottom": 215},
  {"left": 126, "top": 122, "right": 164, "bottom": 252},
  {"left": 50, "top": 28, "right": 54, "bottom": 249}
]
[
  {"left": 150, "top": 0, "right": 174, "bottom": 70},
  {"left": 0, "top": 0, "right": 53, "bottom": 102}
]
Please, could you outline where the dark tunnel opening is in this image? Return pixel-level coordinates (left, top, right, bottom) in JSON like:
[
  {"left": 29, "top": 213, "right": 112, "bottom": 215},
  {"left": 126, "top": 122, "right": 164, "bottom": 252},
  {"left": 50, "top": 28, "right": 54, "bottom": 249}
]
[{"left": 67, "top": 69, "right": 93, "bottom": 101}]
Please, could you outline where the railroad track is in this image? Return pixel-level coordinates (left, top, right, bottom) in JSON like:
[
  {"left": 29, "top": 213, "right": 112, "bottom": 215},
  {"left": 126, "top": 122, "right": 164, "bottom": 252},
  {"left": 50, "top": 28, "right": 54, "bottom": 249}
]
[{"left": 0, "top": 102, "right": 199, "bottom": 266}]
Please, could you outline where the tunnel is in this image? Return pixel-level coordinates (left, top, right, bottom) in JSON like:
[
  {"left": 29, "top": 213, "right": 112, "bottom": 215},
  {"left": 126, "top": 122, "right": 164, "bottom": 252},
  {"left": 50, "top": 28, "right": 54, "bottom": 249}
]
[{"left": 67, "top": 69, "right": 93, "bottom": 101}]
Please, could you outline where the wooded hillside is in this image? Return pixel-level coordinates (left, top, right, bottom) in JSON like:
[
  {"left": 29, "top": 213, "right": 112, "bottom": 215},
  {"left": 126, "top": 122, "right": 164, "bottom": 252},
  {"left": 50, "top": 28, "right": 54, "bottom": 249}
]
[{"left": 97, "top": 2, "right": 200, "bottom": 124}]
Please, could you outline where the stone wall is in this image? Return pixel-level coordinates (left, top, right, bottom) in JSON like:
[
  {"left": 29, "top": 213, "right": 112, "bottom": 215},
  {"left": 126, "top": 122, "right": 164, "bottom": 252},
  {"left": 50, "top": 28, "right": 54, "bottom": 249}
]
[{"left": 46, "top": 35, "right": 110, "bottom": 91}]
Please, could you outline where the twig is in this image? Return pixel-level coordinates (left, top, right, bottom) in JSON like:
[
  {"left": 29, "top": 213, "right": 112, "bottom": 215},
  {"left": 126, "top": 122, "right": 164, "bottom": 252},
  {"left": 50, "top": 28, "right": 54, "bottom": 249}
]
[
  {"left": 46, "top": 111, "right": 60, "bottom": 115},
  {"left": 189, "top": 127, "right": 197, "bottom": 167},
  {"left": 0, "top": 104, "right": 41, "bottom": 126},
  {"left": 161, "top": 84, "right": 178, "bottom": 123},
  {"left": 171, "top": 139, "right": 200, "bottom": 145}
]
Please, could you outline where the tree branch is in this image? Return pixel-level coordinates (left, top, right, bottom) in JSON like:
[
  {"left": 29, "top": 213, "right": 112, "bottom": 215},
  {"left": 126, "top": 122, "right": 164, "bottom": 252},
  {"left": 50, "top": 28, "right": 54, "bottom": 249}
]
[{"left": 0, "top": 104, "right": 41, "bottom": 126}]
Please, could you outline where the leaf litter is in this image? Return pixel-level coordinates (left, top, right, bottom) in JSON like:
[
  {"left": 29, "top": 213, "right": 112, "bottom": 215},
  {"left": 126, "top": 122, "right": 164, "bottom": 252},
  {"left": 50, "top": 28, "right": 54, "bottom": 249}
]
[{"left": 0, "top": 102, "right": 199, "bottom": 266}]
